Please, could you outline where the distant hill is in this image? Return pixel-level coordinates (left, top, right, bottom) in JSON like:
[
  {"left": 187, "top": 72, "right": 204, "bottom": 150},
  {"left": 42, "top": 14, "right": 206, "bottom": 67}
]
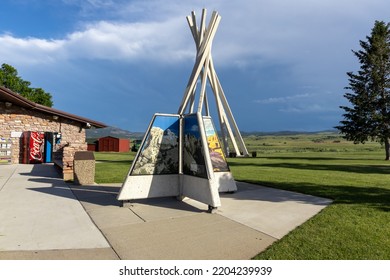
[
  {"left": 241, "top": 129, "right": 339, "bottom": 137},
  {"left": 86, "top": 126, "right": 144, "bottom": 140},
  {"left": 86, "top": 127, "right": 338, "bottom": 140}
]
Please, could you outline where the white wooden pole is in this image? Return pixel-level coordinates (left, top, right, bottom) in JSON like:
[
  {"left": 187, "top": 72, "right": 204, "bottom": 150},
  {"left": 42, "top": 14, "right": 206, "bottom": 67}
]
[
  {"left": 197, "top": 9, "right": 209, "bottom": 114},
  {"left": 178, "top": 13, "right": 220, "bottom": 114},
  {"left": 212, "top": 67, "right": 249, "bottom": 156},
  {"left": 197, "top": 50, "right": 211, "bottom": 113},
  {"left": 208, "top": 65, "right": 241, "bottom": 155},
  {"left": 206, "top": 57, "right": 230, "bottom": 155}
]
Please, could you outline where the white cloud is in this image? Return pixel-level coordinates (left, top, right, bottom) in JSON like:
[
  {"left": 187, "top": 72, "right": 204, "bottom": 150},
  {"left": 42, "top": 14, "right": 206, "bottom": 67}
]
[
  {"left": 255, "top": 91, "right": 342, "bottom": 114},
  {"left": 0, "top": 34, "right": 65, "bottom": 64},
  {"left": 255, "top": 93, "right": 312, "bottom": 104},
  {"left": 61, "top": 0, "right": 120, "bottom": 12},
  {"left": 2, "top": 0, "right": 390, "bottom": 67},
  {"left": 280, "top": 104, "right": 340, "bottom": 114},
  {"left": 0, "top": 17, "right": 192, "bottom": 65}
]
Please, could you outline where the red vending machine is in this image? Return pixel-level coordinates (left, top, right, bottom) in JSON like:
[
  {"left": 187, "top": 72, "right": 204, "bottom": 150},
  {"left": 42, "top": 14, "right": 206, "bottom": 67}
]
[{"left": 22, "top": 131, "right": 45, "bottom": 164}]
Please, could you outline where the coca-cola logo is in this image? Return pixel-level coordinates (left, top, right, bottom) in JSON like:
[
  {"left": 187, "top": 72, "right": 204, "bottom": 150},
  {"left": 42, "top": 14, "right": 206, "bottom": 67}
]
[{"left": 30, "top": 132, "right": 44, "bottom": 162}]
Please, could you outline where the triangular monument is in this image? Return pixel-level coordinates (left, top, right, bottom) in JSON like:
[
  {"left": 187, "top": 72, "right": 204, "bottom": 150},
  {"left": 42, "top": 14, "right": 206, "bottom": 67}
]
[{"left": 117, "top": 9, "right": 248, "bottom": 211}]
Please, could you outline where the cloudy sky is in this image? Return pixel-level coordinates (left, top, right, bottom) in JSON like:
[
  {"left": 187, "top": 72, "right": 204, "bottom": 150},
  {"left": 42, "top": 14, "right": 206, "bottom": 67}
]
[{"left": 1, "top": 0, "right": 389, "bottom": 132}]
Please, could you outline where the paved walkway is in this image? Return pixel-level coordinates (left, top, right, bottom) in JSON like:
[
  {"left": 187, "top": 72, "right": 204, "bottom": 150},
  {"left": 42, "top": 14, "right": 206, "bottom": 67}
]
[{"left": 0, "top": 164, "right": 332, "bottom": 259}]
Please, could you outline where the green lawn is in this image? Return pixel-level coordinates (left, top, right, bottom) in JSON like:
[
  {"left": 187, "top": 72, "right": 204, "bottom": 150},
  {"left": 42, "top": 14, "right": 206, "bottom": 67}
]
[
  {"left": 93, "top": 133, "right": 390, "bottom": 259},
  {"left": 94, "top": 151, "right": 135, "bottom": 183}
]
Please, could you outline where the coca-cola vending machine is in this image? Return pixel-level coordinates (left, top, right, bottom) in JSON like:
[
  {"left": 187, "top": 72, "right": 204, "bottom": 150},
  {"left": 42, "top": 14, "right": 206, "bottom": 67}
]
[{"left": 22, "top": 131, "right": 45, "bottom": 164}]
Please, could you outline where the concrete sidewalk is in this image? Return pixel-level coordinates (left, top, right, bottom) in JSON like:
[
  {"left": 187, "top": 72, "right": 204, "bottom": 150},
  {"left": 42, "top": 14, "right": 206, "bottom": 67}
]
[
  {"left": 0, "top": 164, "right": 332, "bottom": 260},
  {"left": 0, "top": 164, "right": 117, "bottom": 259}
]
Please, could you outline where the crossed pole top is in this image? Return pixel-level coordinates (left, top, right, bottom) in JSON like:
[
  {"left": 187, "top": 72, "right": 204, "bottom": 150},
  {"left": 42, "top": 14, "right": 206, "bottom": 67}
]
[
  {"left": 178, "top": 9, "right": 249, "bottom": 157},
  {"left": 178, "top": 9, "right": 221, "bottom": 115}
]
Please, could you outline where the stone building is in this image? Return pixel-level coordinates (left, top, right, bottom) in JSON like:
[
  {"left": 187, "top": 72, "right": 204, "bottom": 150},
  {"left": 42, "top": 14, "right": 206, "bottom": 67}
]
[{"left": 0, "top": 86, "right": 106, "bottom": 180}]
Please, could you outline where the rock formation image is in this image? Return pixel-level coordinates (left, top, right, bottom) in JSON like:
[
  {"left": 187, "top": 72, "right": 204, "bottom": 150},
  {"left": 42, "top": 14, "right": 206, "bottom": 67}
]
[
  {"left": 183, "top": 133, "right": 207, "bottom": 178},
  {"left": 132, "top": 126, "right": 179, "bottom": 175}
]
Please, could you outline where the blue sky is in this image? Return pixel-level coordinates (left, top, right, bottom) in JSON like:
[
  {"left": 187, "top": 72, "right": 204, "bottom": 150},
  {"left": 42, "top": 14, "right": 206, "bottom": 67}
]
[{"left": 1, "top": 0, "right": 389, "bottom": 132}]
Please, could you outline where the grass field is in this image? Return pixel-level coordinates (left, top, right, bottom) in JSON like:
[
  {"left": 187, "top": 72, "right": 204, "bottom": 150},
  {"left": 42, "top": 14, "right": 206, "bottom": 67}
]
[{"left": 94, "top": 133, "right": 390, "bottom": 259}]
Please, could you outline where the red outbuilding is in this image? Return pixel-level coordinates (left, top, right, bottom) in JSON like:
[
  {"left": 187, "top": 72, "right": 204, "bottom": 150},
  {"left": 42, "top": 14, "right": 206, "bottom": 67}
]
[{"left": 98, "top": 136, "right": 130, "bottom": 152}]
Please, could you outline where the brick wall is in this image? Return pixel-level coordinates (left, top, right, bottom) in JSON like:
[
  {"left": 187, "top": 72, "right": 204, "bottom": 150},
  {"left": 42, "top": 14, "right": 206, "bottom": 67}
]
[{"left": 0, "top": 102, "right": 87, "bottom": 180}]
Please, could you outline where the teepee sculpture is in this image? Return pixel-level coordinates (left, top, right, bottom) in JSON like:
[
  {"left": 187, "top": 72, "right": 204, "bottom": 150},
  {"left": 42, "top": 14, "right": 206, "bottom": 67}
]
[
  {"left": 179, "top": 10, "right": 249, "bottom": 158},
  {"left": 117, "top": 9, "right": 248, "bottom": 211}
]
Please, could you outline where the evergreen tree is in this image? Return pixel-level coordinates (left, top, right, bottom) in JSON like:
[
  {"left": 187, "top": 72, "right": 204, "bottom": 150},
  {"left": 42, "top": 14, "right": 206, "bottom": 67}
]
[
  {"left": 336, "top": 21, "right": 390, "bottom": 160},
  {"left": 0, "top": 63, "right": 53, "bottom": 107}
]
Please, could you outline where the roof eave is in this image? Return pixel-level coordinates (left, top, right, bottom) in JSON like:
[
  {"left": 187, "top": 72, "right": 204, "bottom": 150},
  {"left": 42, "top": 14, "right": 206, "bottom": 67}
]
[{"left": 0, "top": 86, "right": 107, "bottom": 128}]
